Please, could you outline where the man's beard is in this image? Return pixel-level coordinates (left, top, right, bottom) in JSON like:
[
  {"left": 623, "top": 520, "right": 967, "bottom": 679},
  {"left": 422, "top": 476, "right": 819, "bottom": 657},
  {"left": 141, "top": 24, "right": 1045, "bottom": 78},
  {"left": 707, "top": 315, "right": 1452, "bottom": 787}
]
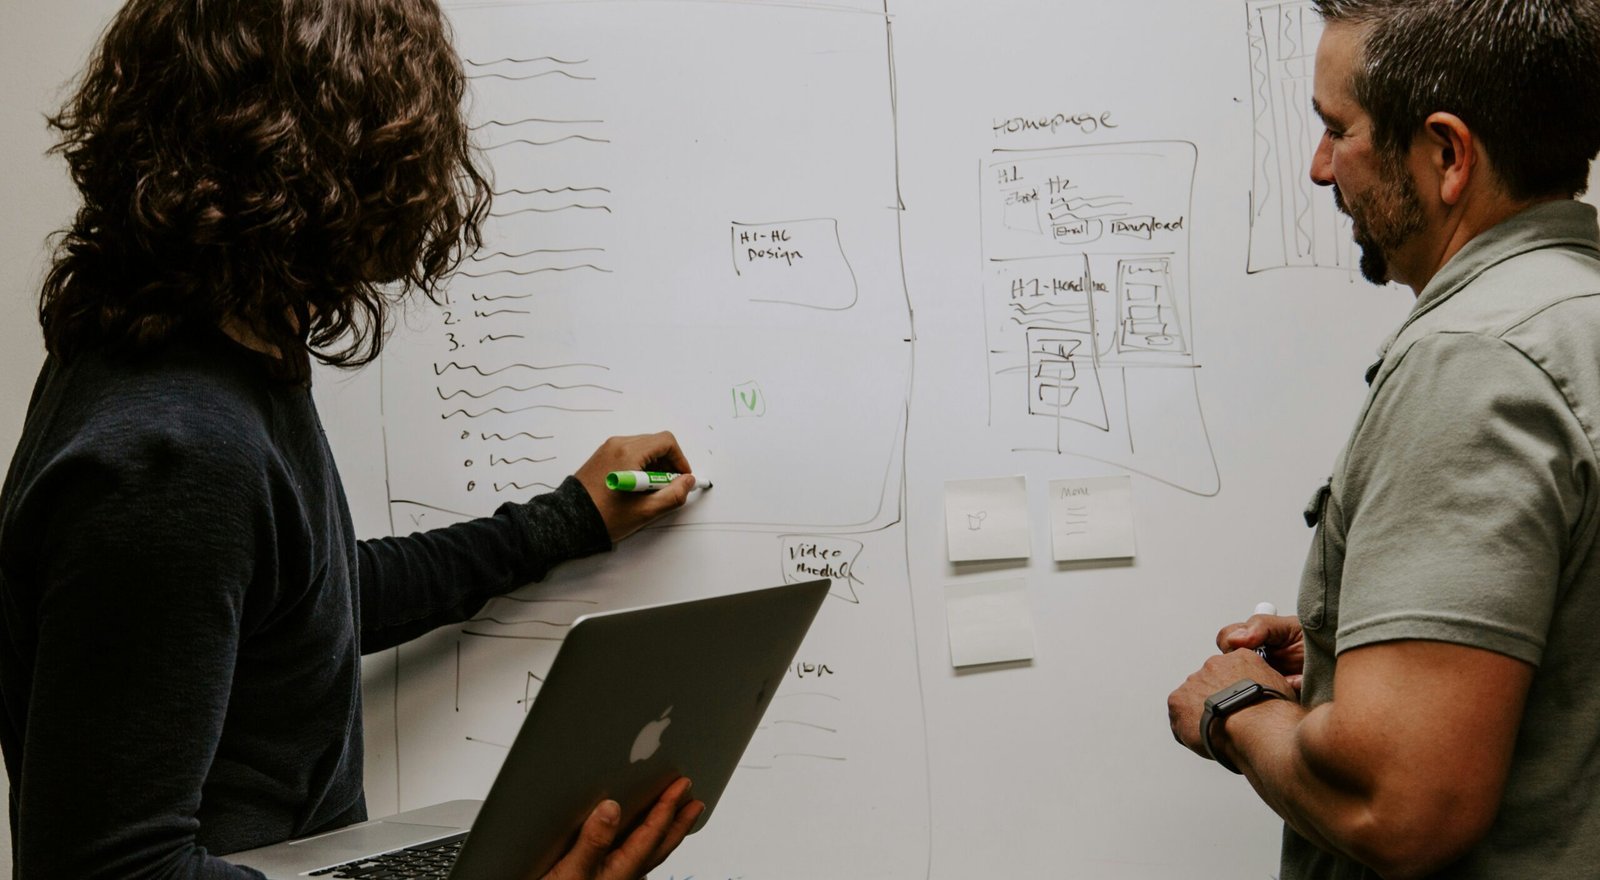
[{"left": 1333, "top": 156, "right": 1427, "bottom": 285}]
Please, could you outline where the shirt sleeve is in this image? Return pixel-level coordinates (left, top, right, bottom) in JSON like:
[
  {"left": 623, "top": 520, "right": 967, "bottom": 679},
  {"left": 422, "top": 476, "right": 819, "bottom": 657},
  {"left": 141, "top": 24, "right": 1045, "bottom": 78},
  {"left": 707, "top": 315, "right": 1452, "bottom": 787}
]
[
  {"left": 18, "top": 444, "right": 268, "bottom": 878},
  {"left": 354, "top": 476, "right": 611, "bottom": 654},
  {"left": 1336, "top": 331, "right": 1592, "bottom": 665}
]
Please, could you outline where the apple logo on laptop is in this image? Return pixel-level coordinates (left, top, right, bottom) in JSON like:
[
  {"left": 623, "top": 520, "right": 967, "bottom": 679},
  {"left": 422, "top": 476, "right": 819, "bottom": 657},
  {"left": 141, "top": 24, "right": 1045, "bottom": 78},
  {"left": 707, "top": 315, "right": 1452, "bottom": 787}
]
[{"left": 630, "top": 706, "right": 673, "bottom": 764}]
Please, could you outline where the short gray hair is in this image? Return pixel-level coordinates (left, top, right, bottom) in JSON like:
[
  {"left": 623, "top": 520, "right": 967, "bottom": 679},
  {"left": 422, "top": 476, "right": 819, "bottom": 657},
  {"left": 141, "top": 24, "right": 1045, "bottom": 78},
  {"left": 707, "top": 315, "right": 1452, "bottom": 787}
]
[{"left": 1313, "top": 0, "right": 1600, "bottom": 199}]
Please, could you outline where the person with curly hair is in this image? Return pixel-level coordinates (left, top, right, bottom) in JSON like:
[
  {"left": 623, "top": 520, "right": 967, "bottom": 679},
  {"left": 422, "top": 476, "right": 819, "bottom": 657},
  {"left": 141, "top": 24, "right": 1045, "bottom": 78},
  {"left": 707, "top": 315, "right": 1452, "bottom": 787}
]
[{"left": 0, "top": 0, "right": 703, "bottom": 876}]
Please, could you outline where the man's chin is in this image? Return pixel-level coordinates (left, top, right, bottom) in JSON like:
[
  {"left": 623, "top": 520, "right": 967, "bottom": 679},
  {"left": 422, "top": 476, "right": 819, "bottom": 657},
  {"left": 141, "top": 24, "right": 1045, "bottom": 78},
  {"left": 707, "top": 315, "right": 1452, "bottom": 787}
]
[{"left": 1357, "top": 241, "right": 1390, "bottom": 285}]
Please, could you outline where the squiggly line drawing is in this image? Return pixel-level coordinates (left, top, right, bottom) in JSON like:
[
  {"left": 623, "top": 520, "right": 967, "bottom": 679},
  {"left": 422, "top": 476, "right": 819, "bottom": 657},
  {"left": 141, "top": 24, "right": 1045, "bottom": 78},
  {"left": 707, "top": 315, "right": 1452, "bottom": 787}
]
[
  {"left": 1008, "top": 316, "right": 1081, "bottom": 328},
  {"left": 482, "top": 432, "right": 554, "bottom": 441},
  {"left": 467, "top": 70, "right": 596, "bottom": 83},
  {"left": 468, "top": 615, "right": 573, "bottom": 627},
  {"left": 469, "top": 293, "right": 534, "bottom": 302},
  {"left": 484, "top": 137, "right": 609, "bottom": 152},
  {"left": 436, "top": 382, "right": 623, "bottom": 400},
  {"left": 489, "top": 204, "right": 612, "bottom": 217},
  {"left": 459, "top": 265, "right": 613, "bottom": 278},
  {"left": 464, "top": 56, "right": 588, "bottom": 67},
  {"left": 471, "top": 245, "right": 607, "bottom": 260},
  {"left": 443, "top": 404, "right": 613, "bottom": 419},
  {"left": 1056, "top": 196, "right": 1135, "bottom": 211},
  {"left": 1008, "top": 302, "right": 1091, "bottom": 315},
  {"left": 433, "top": 362, "right": 609, "bottom": 377},
  {"left": 472, "top": 118, "right": 603, "bottom": 130},
  {"left": 772, "top": 720, "right": 839, "bottom": 733},
  {"left": 494, "top": 481, "right": 556, "bottom": 492}
]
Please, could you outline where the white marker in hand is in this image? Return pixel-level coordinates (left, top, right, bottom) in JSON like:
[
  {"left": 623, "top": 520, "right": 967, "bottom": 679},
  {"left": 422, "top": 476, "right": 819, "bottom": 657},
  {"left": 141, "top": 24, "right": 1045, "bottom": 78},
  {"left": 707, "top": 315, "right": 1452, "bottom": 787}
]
[{"left": 1253, "top": 602, "right": 1277, "bottom": 660}]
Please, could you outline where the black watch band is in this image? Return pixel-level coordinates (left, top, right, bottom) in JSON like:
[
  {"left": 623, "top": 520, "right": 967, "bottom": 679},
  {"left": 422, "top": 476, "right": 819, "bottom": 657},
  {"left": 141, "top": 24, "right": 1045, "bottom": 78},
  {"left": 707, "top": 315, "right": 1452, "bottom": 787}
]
[{"left": 1200, "top": 679, "right": 1289, "bottom": 774}]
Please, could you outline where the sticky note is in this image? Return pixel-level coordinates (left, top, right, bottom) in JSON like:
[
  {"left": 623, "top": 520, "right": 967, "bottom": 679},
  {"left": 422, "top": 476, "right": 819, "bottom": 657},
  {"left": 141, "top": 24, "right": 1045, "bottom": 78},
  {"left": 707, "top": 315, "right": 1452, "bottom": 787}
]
[
  {"left": 945, "top": 579, "right": 1036, "bottom": 668},
  {"left": 1049, "top": 475, "right": 1137, "bottom": 562},
  {"left": 944, "top": 476, "right": 1030, "bottom": 562}
]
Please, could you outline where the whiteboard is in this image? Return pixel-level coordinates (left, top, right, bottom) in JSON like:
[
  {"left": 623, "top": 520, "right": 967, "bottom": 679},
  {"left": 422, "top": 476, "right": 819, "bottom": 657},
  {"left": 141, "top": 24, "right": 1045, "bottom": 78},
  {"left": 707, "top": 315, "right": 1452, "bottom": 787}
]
[{"left": 10, "top": 1, "right": 1585, "bottom": 878}]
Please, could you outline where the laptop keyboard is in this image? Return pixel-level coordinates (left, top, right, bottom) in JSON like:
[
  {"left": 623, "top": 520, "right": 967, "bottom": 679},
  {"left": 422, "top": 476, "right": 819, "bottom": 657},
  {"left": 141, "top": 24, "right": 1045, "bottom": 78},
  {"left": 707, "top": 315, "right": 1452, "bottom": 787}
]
[{"left": 306, "top": 831, "right": 468, "bottom": 879}]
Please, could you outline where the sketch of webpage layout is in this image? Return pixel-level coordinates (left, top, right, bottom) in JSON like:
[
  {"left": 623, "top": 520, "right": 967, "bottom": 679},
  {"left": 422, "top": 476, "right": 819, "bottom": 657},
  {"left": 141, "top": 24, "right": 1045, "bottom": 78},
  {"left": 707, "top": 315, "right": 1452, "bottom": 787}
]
[
  {"left": 383, "top": 0, "right": 911, "bottom": 537},
  {"left": 379, "top": 3, "right": 928, "bottom": 880},
  {"left": 981, "top": 141, "right": 1219, "bottom": 496},
  {"left": 1246, "top": 0, "right": 1356, "bottom": 272}
]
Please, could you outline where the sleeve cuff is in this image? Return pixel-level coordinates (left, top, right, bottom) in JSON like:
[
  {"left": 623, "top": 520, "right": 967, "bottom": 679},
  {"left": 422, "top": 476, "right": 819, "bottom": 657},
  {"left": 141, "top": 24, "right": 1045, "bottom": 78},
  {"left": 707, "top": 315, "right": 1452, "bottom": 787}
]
[
  {"left": 1337, "top": 612, "right": 1545, "bottom": 667},
  {"left": 497, "top": 475, "right": 613, "bottom": 570}
]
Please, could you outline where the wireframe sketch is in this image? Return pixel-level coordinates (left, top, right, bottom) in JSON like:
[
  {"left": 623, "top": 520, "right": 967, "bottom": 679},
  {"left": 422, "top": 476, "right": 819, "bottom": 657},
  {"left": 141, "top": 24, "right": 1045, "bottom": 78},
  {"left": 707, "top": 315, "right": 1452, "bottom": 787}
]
[
  {"left": 981, "top": 141, "right": 1219, "bottom": 496},
  {"left": 780, "top": 535, "right": 864, "bottom": 604},
  {"left": 1245, "top": 0, "right": 1356, "bottom": 272},
  {"left": 373, "top": 4, "right": 928, "bottom": 880},
  {"left": 382, "top": 6, "right": 910, "bottom": 535},
  {"left": 731, "top": 218, "right": 860, "bottom": 310}
]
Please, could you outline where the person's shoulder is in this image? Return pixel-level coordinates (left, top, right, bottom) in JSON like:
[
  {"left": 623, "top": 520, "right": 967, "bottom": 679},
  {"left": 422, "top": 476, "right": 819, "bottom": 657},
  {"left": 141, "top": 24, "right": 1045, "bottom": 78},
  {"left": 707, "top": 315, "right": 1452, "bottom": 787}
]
[
  {"left": 27, "top": 340, "right": 286, "bottom": 487},
  {"left": 1396, "top": 237, "right": 1600, "bottom": 381},
  {"left": 1475, "top": 240, "right": 1600, "bottom": 338}
]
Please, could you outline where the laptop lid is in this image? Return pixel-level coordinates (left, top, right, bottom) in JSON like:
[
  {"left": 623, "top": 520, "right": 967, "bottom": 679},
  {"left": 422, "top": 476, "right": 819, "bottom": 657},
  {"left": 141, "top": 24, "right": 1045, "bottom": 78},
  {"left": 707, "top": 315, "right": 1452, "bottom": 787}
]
[
  {"left": 447, "top": 576, "right": 831, "bottom": 879},
  {"left": 225, "top": 577, "right": 830, "bottom": 879}
]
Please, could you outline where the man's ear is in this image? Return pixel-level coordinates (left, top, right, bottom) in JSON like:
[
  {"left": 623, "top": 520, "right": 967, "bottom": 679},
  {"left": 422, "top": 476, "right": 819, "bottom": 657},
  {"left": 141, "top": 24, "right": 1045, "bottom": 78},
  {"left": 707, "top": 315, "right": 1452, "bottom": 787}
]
[{"left": 1422, "top": 112, "right": 1475, "bottom": 206}]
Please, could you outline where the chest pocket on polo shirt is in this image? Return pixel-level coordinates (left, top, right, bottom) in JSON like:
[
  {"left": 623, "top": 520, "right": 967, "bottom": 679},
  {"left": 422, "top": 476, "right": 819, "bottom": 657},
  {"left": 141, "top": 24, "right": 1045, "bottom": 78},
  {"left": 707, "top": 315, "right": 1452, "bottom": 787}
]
[{"left": 1299, "top": 479, "right": 1335, "bottom": 631}]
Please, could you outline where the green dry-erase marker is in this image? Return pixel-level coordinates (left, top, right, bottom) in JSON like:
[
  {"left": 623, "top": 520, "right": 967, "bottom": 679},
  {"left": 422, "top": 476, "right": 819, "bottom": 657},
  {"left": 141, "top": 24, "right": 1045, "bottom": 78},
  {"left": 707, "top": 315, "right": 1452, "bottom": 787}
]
[{"left": 605, "top": 471, "right": 711, "bottom": 492}]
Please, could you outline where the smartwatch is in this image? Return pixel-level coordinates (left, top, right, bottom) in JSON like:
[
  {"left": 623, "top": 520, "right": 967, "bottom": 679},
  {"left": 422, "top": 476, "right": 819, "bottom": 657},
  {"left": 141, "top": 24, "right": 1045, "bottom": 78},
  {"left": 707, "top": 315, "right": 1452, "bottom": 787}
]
[{"left": 1200, "top": 679, "right": 1289, "bottom": 774}]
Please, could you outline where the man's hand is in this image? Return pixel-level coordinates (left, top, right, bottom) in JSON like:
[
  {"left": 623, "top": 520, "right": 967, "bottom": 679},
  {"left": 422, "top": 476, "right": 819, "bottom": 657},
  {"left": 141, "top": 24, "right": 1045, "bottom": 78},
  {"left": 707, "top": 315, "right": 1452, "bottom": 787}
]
[
  {"left": 536, "top": 778, "right": 705, "bottom": 880},
  {"left": 573, "top": 432, "right": 698, "bottom": 543},
  {"left": 1217, "top": 612, "right": 1305, "bottom": 692},
  {"left": 1167, "top": 648, "right": 1297, "bottom": 761}
]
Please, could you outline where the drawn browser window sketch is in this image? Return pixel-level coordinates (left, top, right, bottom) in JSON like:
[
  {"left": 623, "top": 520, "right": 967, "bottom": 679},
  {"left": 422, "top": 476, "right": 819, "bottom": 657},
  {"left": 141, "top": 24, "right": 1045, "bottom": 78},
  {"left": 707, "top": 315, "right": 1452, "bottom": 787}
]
[
  {"left": 980, "top": 141, "right": 1220, "bottom": 496},
  {"left": 1246, "top": 0, "right": 1356, "bottom": 273},
  {"left": 374, "top": 2, "right": 927, "bottom": 879}
]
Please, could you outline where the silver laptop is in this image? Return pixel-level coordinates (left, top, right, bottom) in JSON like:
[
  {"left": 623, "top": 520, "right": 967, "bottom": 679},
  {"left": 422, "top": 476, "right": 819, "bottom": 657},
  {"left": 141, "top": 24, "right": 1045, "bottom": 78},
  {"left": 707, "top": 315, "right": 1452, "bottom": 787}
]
[{"left": 227, "top": 578, "right": 831, "bottom": 879}]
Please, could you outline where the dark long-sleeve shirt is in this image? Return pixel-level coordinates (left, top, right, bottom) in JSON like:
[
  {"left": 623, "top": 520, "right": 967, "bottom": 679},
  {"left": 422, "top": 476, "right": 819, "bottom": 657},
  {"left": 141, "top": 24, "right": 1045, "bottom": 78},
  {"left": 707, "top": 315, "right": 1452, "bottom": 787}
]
[{"left": 0, "top": 335, "right": 610, "bottom": 878}]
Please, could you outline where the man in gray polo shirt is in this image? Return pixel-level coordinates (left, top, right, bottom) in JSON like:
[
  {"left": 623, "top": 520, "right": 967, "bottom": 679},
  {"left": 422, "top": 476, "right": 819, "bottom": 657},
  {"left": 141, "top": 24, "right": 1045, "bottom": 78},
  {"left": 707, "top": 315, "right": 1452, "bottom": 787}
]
[{"left": 1167, "top": 2, "right": 1600, "bottom": 877}]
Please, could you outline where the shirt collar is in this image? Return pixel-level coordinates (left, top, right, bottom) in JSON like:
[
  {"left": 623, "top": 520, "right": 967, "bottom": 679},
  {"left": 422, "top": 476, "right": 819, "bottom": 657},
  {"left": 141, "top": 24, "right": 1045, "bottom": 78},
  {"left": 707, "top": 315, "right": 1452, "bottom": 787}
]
[{"left": 1377, "top": 200, "right": 1600, "bottom": 360}]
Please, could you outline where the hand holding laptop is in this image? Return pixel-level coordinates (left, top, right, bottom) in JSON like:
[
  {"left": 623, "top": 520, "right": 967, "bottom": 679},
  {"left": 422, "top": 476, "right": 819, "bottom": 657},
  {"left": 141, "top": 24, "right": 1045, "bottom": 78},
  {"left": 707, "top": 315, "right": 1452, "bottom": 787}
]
[
  {"left": 229, "top": 580, "right": 828, "bottom": 879},
  {"left": 536, "top": 777, "right": 705, "bottom": 880}
]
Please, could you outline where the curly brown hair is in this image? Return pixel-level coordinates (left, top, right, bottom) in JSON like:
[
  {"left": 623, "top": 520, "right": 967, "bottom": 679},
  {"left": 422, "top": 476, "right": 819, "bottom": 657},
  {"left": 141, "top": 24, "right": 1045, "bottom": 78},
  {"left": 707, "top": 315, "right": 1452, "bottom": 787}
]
[{"left": 40, "top": 0, "right": 491, "bottom": 379}]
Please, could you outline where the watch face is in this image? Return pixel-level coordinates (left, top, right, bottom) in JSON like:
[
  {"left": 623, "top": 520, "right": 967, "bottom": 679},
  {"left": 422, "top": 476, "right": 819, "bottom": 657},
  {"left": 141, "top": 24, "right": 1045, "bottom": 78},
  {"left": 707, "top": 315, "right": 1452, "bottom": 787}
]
[{"left": 1208, "top": 680, "right": 1263, "bottom": 714}]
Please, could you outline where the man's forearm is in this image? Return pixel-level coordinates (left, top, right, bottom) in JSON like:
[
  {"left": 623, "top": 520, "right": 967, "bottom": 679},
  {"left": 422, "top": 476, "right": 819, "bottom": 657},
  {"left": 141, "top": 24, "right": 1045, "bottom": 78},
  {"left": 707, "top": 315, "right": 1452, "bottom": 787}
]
[
  {"left": 1221, "top": 699, "right": 1369, "bottom": 862},
  {"left": 1218, "top": 695, "right": 1492, "bottom": 880}
]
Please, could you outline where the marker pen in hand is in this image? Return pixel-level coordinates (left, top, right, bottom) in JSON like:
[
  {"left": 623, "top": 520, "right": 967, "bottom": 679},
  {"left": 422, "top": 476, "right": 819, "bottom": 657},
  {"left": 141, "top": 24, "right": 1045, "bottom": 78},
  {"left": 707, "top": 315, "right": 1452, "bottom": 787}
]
[
  {"left": 1253, "top": 602, "right": 1277, "bottom": 660},
  {"left": 605, "top": 471, "right": 713, "bottom": 492}
]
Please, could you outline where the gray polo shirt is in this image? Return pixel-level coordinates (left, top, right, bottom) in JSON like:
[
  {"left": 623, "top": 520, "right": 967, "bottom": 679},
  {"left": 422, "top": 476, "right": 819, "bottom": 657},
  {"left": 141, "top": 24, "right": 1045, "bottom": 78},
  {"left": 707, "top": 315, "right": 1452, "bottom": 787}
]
[{"left": 1285, "top": 200, "right": 1600, "bottom": 879}]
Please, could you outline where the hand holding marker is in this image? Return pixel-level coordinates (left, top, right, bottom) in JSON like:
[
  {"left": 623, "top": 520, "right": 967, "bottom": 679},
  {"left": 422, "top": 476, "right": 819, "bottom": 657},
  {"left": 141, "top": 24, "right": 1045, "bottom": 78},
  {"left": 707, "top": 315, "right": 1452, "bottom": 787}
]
[
  {"left": 606, "top": 471, "right": 713, "bottom": 493},
  {"left": 1253, "top": 602, "right": 1276, "bottom": 660}
]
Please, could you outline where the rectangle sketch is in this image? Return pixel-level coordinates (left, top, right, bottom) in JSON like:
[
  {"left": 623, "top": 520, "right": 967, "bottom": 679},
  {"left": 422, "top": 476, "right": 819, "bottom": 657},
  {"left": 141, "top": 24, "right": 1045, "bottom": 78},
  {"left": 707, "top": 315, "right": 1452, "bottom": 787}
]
[
  {"left": 981, "top": 141, "right": 1219, "bottom": 496},
  {"left": 375, "top": 4, "right": 929, "bottom": 880},
  {"left": 1246, "top": 0, "right": 1355, "bottom": 272},
  {"left": 383, "top": 2, "right": 911, "bottom": 538}
]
